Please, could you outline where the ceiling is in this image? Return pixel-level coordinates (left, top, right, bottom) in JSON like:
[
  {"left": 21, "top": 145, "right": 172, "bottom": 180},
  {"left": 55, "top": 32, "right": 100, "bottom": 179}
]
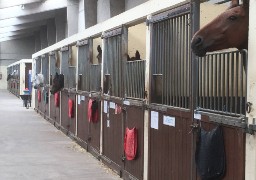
[{"left": 0, "top": 0, "right": 67, "bottom": 42}]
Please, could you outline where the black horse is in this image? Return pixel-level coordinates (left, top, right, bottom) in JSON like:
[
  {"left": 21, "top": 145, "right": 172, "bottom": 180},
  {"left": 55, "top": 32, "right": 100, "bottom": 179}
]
[{"left": 50, "top": 72, "right": 64, "bottom": 94}]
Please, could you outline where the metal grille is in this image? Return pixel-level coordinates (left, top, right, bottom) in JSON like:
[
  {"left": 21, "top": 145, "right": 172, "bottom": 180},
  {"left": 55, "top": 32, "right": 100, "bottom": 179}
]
[
  {"left": 42, "top": 55, "right": 49, "bottom": 84},
  {"left": 36, "top": 58, "right": 41, "bottom": 74},
  {"left": 78, "top": 44, "right": 90, "bottom": 91},
  {"left": 125, "top": 60, "right": 145, "bottom": 99},
  {"left": 61, "top": 51, "right": 69, "bottom": 88},
  {"left": 197, "top": 50, "right": 247, "bottom": 116},
  {"left": 103, "top": 33, "right": 124, "bottom": 97},
  {"left": 68, "top": 67, "right": 76, "bottom": 88},
  {"left": 151, "top": 12, "right": 191, "bottom": 108},
  {"left": 90, "top": 64, "right": 101, "bottom": 92}
]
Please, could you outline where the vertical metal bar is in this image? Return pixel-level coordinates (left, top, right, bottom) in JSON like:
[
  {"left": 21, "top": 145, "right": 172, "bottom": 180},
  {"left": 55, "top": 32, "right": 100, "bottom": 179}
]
[
  {"left": 218, "top": 53, "right": 221, "bottom": 111},
  {"left": 170, "top": 18, "right": 175, "bottom": 106},
  {"left": 226, "top": 53, "right": 230, "bottom": 113},
  {"left": 230, "top": 52, "right": 234, "bottom": 113},
  {"left": 206, "top": 55, "right": 209, "bottom": 109},
  {"left": 209, "top": 54, "right": 213, "bottom": 110},
  {"left": 235, "top": 51, "right": 239, "bottom": 114},
  {"left": 239, "top": 52, "right": 243, "bottom": 114},
  {"left": 222, "top": 53, "right": 225, "bottom": 112},
  {"left": 199, "top": 57, "right": 202, "bottom": 108},
  {"left": 175, "top": 17, "right": 178, "bottom": 107},
  {"left": 213, "top": 54, "right": 217, "bottom": 110},
  {"left": 181, "top": 15, "right": 185, "bottom": 108}
]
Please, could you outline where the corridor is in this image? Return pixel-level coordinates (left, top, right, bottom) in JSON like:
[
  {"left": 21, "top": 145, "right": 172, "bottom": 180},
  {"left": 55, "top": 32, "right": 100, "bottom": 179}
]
[{"left": 0, "top": 90, "right": 120, "bottom": 180}]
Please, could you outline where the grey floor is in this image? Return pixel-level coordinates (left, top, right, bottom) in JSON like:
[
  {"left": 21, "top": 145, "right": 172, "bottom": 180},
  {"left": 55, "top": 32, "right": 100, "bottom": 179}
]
[{"left": 0, "top": 90, "right": 120, "bottom": 180}]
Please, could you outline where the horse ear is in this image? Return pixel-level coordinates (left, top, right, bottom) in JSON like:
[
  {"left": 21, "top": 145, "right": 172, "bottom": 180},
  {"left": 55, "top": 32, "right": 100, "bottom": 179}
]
[
  {"left": 242, "top": 0, "right": 249, "bottom": 8},
  {"left": 230, "top": 0, "right": 239, "bottom": 7}
]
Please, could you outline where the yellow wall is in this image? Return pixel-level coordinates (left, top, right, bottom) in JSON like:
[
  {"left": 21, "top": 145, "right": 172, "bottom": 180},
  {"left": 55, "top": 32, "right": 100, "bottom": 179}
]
[
  {"left": 93, "top": 37, "right": 102, "bottom": 64},
  {"left": 128, "top": 22, "right": 146, "bottom": 60}
]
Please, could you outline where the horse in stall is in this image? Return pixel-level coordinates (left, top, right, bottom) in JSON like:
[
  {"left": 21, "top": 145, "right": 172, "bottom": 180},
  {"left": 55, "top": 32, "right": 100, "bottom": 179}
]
[
  {"left": 191, "top": 0, "right": 249, "bottom": 57},
  {"left": 7, "top": 74, "right": 13, "bottom": 81},
  {"left": 50, "top": 72, "right": 64, "bottom": 94},
  {"left": 33, "top": 73, "right": 44, "bottom": 89}
]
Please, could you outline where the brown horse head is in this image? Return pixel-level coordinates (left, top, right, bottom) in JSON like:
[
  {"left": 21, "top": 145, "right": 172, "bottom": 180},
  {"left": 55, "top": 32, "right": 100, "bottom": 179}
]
[{"left": 191, "top": 1, "right": 249, "bottom": 57}]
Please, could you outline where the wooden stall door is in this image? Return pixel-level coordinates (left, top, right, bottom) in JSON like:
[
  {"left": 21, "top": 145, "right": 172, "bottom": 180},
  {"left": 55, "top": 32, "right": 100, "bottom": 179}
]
[
  {"left": 123, "top": 104, "right": 144, "bottom": 180},
  {"left": 60, "top": 91, "right": 76, "bottom": 135},
  {"left": 102, "top": 100, "right": 123, "bottom": 175}
]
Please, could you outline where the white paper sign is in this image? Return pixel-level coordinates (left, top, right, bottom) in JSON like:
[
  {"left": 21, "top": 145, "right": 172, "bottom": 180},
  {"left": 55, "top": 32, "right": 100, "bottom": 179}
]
[
  {"left": 81, "top": 96, "right": 85, "bottom": 101},
  {"left": 77, "top": 95, "right": 81, "bottom": 105},
  {"left": 107, "top": 120, "right": 110, "bottom": 127},
  {"left": 151, "top": 111, "right": 159, "bottom": 130},
  {"left": 104, "top": 101, "right": 108, "bottom": 113},
  {"left": 110, "top": 102, "right": 115, "bottom": 109},
  {"left": 194, "top": 113, "right": 201, "bottom": 120},
  {"left": 123, "top": 100, "right": 130, "bottom": 106},
  {"left": 163, "top": 116, "right": 175, "bottom": 127}
]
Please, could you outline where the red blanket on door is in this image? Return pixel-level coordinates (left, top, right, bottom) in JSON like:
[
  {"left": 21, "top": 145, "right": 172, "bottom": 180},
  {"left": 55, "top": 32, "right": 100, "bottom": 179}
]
[
  {"left": 87, "top": 99, "right": 98, "bottom": 123},
  {"left": 124, "top": 127, "right": 137, "bottom": 160},
  {"left": 54, "top": 92, "right": 59, "bottom": 107},
  {"left": 68, "top": 99, "right": 74, "bottom": 118},
  {"left": 37, "top": 90, "right": 41, "bottom": 102}
]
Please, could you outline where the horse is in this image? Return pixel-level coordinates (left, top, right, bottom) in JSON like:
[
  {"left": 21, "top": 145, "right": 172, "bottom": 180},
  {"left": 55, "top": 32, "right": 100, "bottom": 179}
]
[
  {"left": 50, "top": 72, "right": 64, "bottom": 94},
  {"left": 7, "top": 74, "right": 13, "bottom": 81},
  {"left": 127, "top": 50, "right": 141, "bottom": 61},
  {"left": 96, "top": 45, "right": 102, "bottom": 64},
  {"left": 33, "top": 74, "right": 44, "bottom": 89},
  {"left": 191, "top": 0, "right": 249, "bottom": 57}
]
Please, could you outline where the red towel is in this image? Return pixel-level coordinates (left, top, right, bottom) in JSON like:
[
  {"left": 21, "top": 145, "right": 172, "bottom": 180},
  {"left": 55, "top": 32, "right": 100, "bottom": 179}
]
[
  {"left": 124, "top": 127, "right": 137, "bottom": 160},
  {"left": 68, "top": 99, "right": 74, "bottom": 118},
  {"left": 54, "top": 92, "right": 59, "bottom": 107},
  {"left": 88, "top": 99, "right": 98, "bottom": 123},
  {"left": 37, "top": 90, "right": 41, "bottom": 102}
]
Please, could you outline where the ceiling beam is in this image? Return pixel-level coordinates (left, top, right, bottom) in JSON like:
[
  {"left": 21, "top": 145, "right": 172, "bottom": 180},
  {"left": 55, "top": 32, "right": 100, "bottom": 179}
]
[
  {"left": 0, "top": 0, "right": 43, "bottom": 9},
  {"left": 0, "top": 20, "right": 47, "bottom": 34},
  {"left": 0, "top": 32, "right": 34, "bottom": 43},
  {"left": 0, "top": 27, "right": 40, "bottom": 39},
  {"left": 0, "top": 10, "right": 56, "bottom": 28},
  {"left": 0, "top": 0, "right": 67, "bottom": 20}
]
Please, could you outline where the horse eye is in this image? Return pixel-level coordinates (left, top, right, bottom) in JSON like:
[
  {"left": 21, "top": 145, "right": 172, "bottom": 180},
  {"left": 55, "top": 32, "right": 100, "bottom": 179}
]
[{"left": 228, "top": 15, "right": 237, "bottom": 21}]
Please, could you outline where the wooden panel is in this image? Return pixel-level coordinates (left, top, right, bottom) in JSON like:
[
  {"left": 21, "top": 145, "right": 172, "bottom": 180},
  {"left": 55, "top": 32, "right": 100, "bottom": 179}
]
[
  {"left": 149, "top": 110, "right": 192, "bottom": 180},
  {"left": 61, "top": 91, "right": 76, "bottom": 135},
  {"left": 123, "top": 105, "right": 144, "bottom": 180},
  {"left": 49, "top": 95, "right": 55, "bottom": 121},
  {"left": 89, "top": 98, "right": 101, "bottom": 152},
  {"left": 102, "top": 100, "right": 123, "bottom": 170},
  {"left": 77, "top": 95, "right": 90, "bottom": 142},
  {"left": 196, "top": 115, "right": 245, "bottom": 180}
]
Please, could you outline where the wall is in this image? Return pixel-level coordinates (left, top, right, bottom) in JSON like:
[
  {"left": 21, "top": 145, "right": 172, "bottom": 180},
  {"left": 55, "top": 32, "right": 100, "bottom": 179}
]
[
  {"left": 0, "top": 36, "right": 35, "bottom": 89},
  {"left": 0, "top": 36, "right": 35, "bottom": 60},
  {"left": 125, "top": 0, "right": 148, "bottom": 10},
  {"left": 97, "top": 0, "right": 111, "bottom": 23},
  {"left": 93, "top": 37, "right": 102, "bottom": 64},
  {"left": 0, "top": 60, "right": 16, "bottom": 89},
  {"left": 128, "top": 22, "right": 146, "bottom": 60}
]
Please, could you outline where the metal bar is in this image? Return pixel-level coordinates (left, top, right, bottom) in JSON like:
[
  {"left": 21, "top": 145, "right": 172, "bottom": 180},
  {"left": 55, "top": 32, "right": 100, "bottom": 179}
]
[
  {"left": 167, "top": 19, "right": 171, "bottom": 105},
  {"left": 230, "top": 52, "right": 234, "bottom": 113},
  {"left": 148, "top": 3, "right": 190, "bottom": 24},
  {"left": 239, "top": 52, "right": 243, "bottom": 115},
  {"left": 214, "top": 55, "right": 218, "bottom": 110},
  {"left": 171, "top": 18, "right": 175, "bottom": 106},
  {"left": 174, "top": 17, "right": 178, "bottom": 107},
  {"left": 206, "top": 55, "right": 209, "bottom": 109},
  {"left": 217, "top": 53, "right": 221, "bottom": 111},
  {"left": 226, "top": 53, "right": 230, "bottom": 113},
  {"left": 235, "top": 51, "right": 239, "bottom": 114},
  {"left": 221, "top": 53, "right": 225, "bottom": 112}
]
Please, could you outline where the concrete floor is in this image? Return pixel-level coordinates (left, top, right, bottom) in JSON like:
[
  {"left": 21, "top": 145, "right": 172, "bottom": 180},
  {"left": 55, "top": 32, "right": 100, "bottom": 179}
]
[{"left": 0, "top": 90, "right": 120, "bottom": 180}]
